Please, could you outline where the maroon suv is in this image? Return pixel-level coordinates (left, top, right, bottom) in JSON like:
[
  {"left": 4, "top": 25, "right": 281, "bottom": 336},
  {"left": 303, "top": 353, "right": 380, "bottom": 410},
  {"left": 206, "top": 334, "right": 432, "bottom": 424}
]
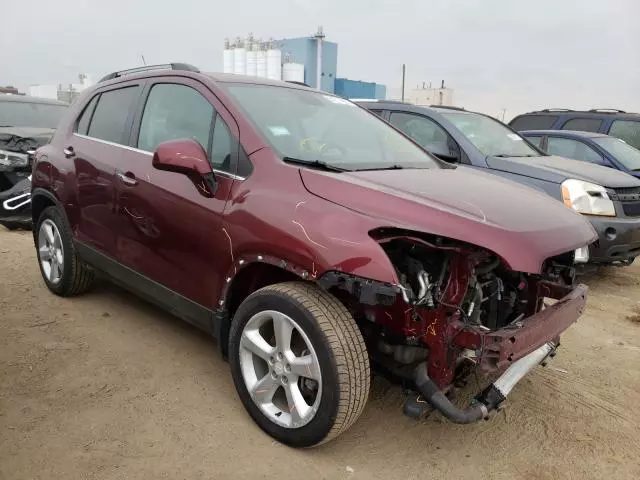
[{"left": 31, "top": 64, "right": 596, "bottom": 447}]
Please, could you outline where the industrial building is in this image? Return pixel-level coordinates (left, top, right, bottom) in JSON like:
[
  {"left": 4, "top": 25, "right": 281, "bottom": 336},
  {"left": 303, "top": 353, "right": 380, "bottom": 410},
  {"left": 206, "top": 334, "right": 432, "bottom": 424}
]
[
  {"left": 28, "top": 74, "right": 93, "bottom": 103},
  {"left": 222, "top": 27, "right": 386, "bottom": 99}
]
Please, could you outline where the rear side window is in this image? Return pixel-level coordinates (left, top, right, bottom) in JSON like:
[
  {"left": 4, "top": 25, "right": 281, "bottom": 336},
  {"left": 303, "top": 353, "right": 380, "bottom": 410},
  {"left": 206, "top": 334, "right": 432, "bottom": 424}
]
[
  {"left": 75, "top": 95, "right": 99, "bottom": 135},
  {"left": 370, "top": 110, "right": 384, "bottom": 117},
  {"left": 609, "top": 120, "right": 640, "bottom": 150},
  {"left": 137, "top": 83, "right": 214, "bottom": 153},
  {"left": 509, "top": 115, "right": 558, "bottom": 131},
  {"left": 547, "top": 137, "right": 603, "bottom": 164},
  {"left": 87, "top": 86, "right": 140, "bottom": 144},
  {"left": 561, "top": 118, "right": 603, "bottom": 132},
  {"left": 525, "top": 135, "right": 543, "bottom": 148}
]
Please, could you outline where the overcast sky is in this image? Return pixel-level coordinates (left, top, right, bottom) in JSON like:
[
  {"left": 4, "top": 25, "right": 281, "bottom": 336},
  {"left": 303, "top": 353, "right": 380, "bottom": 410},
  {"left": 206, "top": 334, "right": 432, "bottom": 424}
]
[{"left": 2, "top": 0, "right": 639, "bottom": 119}]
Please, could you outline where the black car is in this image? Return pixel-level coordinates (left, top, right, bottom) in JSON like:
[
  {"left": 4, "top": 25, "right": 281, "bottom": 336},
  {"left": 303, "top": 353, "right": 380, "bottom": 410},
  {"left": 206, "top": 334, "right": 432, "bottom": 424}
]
[
  {"left": 357, "top": 101, "right": 640, "bottom": 267},
  {"left": 509, "top": 108, "right": 640, "bottom": 151},
  {"left": 0, "top": 95, "right": 68, "bottom": 230}
]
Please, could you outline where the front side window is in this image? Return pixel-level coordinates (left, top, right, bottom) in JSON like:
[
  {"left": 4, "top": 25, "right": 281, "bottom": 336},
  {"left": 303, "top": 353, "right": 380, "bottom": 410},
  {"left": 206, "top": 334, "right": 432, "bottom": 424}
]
[
  {"left": 224, "top": 84, "right": 439, "bottom": 171},
  {"left": 0, "top": 100, "right": 67, "bottom": 129},
  {"left": 547, "top": 137, "right": 603, "bottom": 163},
  {"left": 442, "top": 112, "right": 540, "bottom": 157},
  {"left": 509, "top": 115, "right": 558, "bottom": 131},
  {"left": 88, "top": 86, "right": 140, "bottom": 144},
  {"left": 389, "top": 112, "right": 458, "bottom": 160},
  {"left": 561, "top": 118, "right": 603, "bottom": 132},
  {"left": 608, "top": 120, "right": 640, "bottom": 150},
  {"left": 137, "top": 83, "right": 214, "bottom": 153},
  {"left": 593, "top": 136, "right": 640, "bottom": 171}
]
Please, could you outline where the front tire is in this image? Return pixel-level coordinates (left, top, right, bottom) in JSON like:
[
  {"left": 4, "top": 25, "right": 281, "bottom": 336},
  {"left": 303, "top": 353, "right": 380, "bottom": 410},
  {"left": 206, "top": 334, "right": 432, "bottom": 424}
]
[
  {"left": 229, "top": 282, "right": 370, "bottom": 447},
  {"left": 35, "top": 206, "right": 95, "bottom": 296}
]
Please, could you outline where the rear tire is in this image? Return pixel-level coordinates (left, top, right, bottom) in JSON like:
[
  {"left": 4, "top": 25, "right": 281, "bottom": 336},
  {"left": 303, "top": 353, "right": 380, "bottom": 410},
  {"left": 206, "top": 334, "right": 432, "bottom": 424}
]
[
  {"left": 35, "top": 206, "right": 95, "bottom": 296},
  {"left": 229, "top": 282, "right": 370, "bottom": 447}
]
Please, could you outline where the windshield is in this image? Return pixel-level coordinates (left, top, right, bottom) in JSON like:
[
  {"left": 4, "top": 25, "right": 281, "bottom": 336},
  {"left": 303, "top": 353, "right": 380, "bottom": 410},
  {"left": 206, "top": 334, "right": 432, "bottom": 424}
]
[
  {"left": 442, "top": 111, "right": 541, "bottom": 157},
  {"left": 224, "top": 84, "right": 439, "bottom": 171},
  {"left": 593, "top": 136, "right": 640, "bottom": 171},
  {"left": 0, "top": 100, "right": 67, "bottom": 129}
]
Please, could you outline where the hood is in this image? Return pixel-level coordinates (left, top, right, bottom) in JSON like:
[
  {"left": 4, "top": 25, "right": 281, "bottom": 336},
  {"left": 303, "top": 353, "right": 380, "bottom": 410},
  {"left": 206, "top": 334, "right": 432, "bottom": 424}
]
[
  {"left": 0, "top": 126, "right": 55, "bottom": 152},
  {"left": 299, "top": 166, "right": 597, "bottom": 274},
  {"left": 487, "top": 155, "right": 640, "bottom": 188}
]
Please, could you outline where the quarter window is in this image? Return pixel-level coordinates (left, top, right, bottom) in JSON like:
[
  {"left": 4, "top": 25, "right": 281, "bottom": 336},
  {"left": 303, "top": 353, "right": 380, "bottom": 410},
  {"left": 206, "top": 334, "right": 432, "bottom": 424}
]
[
  {"left": 609, "top": 120, "right": 640, "bottom": 150},
  {"left": 210, "top": 115, "right": 234, "bottom": 172},
  {"left": 75, "top": 95, "right": 99, "bottom": 135},
  {"left": 389, "top": 112, "right": 457, "bottom": 159},
  {"left": 137, "top": 83, "right": 214, "bottom": 153},
  {"left": 547, "top": 137, "right": 603, "bottom": 164},
  {"left": 561, "top": 118, "right": 603, "bottom": 132},
  {"left": 87, "top": 86, "right": 140, "bottom": 144},
  {"left": 525, "top": 135, "right": 543, "bottom": 148}
]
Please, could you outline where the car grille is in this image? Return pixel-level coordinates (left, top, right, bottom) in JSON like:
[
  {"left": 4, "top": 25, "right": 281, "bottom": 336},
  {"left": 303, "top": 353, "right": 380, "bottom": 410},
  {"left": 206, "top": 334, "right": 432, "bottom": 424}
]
[{"left": 611, "top": 187, "right": 640, "bottom": 217}]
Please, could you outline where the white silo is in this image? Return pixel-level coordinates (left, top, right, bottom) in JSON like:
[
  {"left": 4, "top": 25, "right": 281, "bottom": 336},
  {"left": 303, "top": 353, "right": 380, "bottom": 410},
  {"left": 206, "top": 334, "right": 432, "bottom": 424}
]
[
  {"left": 223, "top": 38, "right": 235, "bottom": 74},
  {"left": 246, "top": 41, "right": 258, "bottom": 76},
  {"left": 282, "top": 63, "right": 305, "bottom": 83},
  {"left": 256, "top": 42, "right": 267, "bottom": 78},
  {"left": 234, "top": 37, "right": 246, "bottom": 75},
  {"left": 266, "top": 40, "right": 282, "bottom": 80}
]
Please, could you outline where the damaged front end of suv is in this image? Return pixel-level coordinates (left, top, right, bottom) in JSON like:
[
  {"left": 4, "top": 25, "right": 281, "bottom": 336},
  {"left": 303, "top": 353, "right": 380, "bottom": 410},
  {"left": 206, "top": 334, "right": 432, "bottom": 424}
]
[
  {"left": 0, "top": 142, "right": 33, "bottom": 230},
  {"left": 319, "top": 228, "right": 588, "bottom": 423}
]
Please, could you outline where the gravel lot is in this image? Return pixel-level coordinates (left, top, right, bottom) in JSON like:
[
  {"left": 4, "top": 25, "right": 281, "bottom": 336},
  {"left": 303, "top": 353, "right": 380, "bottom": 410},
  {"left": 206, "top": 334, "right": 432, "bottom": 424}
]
[{"left": 1, "top": 228, "right": 639, "bottom": 480}]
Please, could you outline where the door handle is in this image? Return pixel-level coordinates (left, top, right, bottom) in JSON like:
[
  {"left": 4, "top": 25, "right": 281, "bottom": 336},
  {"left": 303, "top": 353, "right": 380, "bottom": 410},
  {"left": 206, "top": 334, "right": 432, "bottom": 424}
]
[
  {"left": 117, "top": 171, "right": 138, "bottom": 186},
  {"left": 63, "top": 146, "right": 75, "bottom": 158}
]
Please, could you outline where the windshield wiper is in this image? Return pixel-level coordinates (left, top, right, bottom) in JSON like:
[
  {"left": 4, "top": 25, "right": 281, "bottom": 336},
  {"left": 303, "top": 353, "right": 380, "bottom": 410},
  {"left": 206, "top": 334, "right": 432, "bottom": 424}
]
[
  {"left": 493, "top": 154, "right": 537, "bottom": 158},
  {"left": 354, "top": 164, "right": 405, "bottom": 171},
  {"left": 282, "top": 157, "right": 348, "bottom": 172},
  {"left": 0, "top": 125, "right": 14, "bottom": 127}
]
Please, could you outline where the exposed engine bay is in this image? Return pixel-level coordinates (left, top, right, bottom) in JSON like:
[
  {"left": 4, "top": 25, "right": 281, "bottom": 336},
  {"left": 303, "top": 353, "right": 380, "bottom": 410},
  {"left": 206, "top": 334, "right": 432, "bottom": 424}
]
[
  {"left": 381, "top": 236, "right": 575, "bottom": 332},
  {"left": 324, "top": 230, "right": 584, "bottom": 423}
]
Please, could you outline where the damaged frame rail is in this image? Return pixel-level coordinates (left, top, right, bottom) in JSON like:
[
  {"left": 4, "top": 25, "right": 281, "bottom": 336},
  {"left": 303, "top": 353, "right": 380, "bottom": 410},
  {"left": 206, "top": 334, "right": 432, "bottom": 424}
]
[
  {"left": 319, "top": 266, "right": 588, "bottom": 424},
  {"left": 408, "top": 282, "right": 588, "bottom": 423}
]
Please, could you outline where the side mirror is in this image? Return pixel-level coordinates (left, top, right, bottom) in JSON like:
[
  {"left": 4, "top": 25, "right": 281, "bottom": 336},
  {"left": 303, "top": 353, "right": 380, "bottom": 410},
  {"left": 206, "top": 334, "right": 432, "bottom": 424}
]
[{"left": 152, "top": 139, "right": 217, "bottom": 197}]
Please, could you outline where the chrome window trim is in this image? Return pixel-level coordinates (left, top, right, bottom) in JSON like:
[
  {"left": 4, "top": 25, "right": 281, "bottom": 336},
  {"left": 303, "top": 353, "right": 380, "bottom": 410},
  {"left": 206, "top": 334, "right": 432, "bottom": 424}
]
[{"left": 72, "top": 133, "right": 245, "bottom": 180}]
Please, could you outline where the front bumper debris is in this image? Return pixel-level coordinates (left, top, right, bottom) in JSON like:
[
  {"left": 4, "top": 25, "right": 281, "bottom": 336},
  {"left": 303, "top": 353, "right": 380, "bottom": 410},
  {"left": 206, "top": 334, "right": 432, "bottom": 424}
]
[
  {"left": 0, "top": 175, "right": 32, "bottom": 229},
  {"left": 406, "top": 341, "right": 557, "bottom": 423}
]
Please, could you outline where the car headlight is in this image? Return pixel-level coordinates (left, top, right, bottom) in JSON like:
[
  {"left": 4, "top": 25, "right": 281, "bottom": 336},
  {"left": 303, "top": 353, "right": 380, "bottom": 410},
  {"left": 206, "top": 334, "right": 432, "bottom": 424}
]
[
  {"left": 561, "top": 179, "right": 615, "bottom": 217},
  {"left": 0, "top": 149, "right": 29, "bottom": 167}
]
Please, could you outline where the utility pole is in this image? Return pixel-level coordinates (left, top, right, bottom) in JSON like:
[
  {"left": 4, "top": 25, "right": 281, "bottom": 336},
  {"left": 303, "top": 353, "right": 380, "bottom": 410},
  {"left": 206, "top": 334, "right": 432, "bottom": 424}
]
[{"left": 401, "top": 64, "right": 406, "bottom": 101}]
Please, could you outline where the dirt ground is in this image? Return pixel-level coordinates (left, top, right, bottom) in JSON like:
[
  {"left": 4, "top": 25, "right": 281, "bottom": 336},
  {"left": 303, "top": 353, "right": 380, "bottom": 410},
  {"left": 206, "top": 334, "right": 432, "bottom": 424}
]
[{"left": 1, "top": 228, "right": 639, "bottom": 480}]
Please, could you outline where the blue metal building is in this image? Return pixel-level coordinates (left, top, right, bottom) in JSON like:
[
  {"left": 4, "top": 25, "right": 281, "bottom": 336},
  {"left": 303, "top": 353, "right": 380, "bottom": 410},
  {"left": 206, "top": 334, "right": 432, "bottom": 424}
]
[
  {"left": 334, "top": 78, "right": 387, "bottom": 100},
  {"left": 275, "top": 29, "right": 385, "bottom": 98},
  {"left": 278, "top": 37, "right": 338, "bottom": 92}
]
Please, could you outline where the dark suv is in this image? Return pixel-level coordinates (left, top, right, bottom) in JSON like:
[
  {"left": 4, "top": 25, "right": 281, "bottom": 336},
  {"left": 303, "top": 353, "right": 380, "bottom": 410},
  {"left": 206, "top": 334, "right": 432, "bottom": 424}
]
[
  {"left": 357, "top": 101, "right": 640, "bottom": 267},
  {"left": 509, "top": 108, "right": 640, "bottom": 151},
  {"left": 31, "top": 64, "right": 595, "bottom": 447}
]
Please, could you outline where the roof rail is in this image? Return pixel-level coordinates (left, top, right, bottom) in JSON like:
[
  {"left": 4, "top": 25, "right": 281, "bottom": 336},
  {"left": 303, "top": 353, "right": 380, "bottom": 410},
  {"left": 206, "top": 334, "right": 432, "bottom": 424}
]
[
  {"left": 99, "top": 63, "right": 200, "bottom": 82},
  {"left": 539, "top": 108, "right": 573, "bottom": 112},
  {"left": 588, "top": 108, "right": 627, "bottom": 113},
  {"left": 430, "top": 105, "right": 465, "bottom": 111}
]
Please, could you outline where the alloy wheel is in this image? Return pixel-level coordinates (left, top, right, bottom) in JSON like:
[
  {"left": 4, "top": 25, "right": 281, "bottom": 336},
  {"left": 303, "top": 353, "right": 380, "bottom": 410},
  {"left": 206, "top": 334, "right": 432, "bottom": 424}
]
[
  {"left": 239, "top": 310, "right": 322, "bottom": 429},
  {"left": 38, "top": 219, "right": 64, "bottom": 284}
]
